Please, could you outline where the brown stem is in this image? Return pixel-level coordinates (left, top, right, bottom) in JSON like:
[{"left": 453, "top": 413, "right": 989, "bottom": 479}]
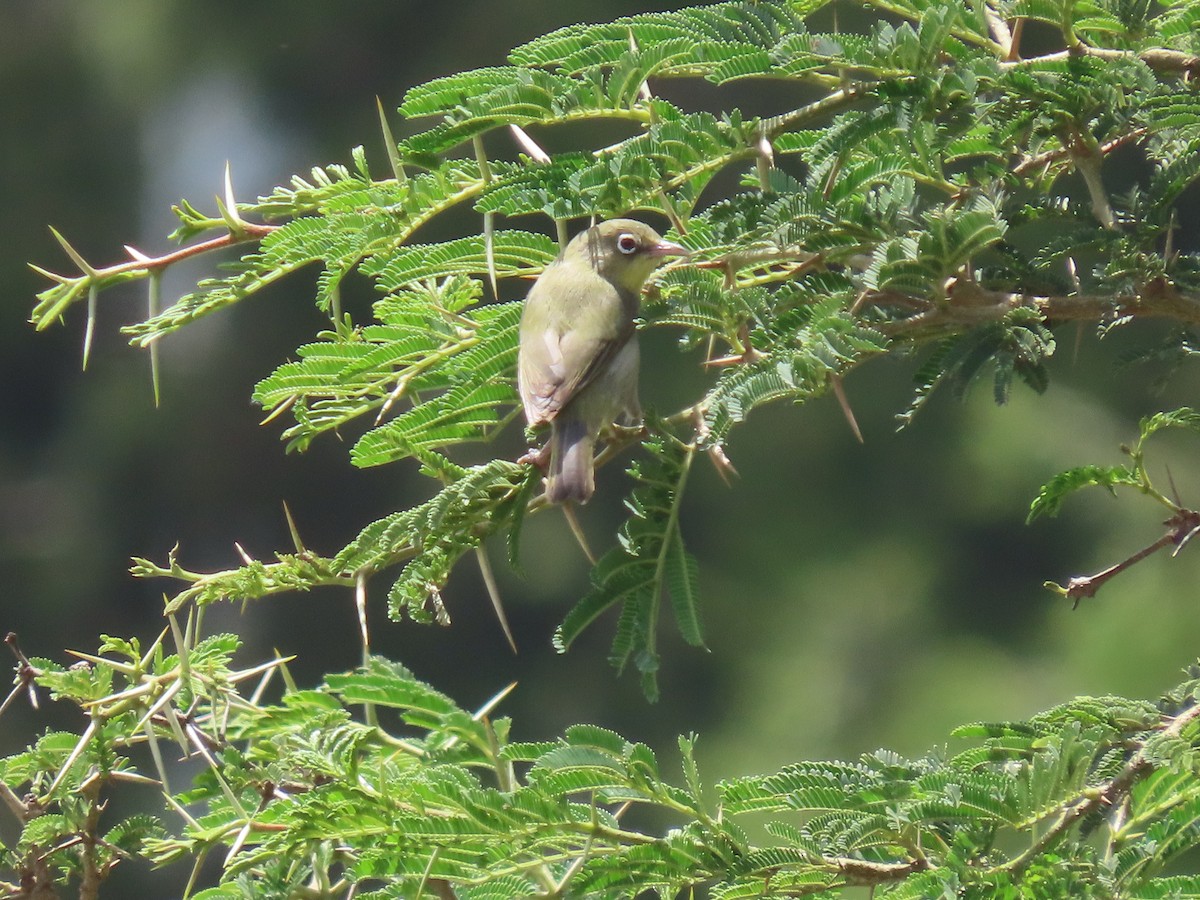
[
  {"left": 878, "top": 279, "right": 1200, "bottom": 338},
  {"left": 835, "top": 854, "right": 930, "bottom": 886},
  {"left": 1051, "top": 507, "right": 1200, "bottom": 607},
  {"left": 1013, "top": 128, "right": 1147, "bottom": 178},
  {"left": 1058, "top": 531, "right": 1177, "bottom": 608},
  {"left": 47, "top": 224, "right": 276, "bottom": 287}
]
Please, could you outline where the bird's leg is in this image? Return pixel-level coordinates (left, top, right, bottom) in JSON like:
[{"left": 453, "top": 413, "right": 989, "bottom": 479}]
[
  {"left": 517, "top": 441, "right": 551, "bottom": 469},
  {"left": 605, "top": 422, "right": 647, "bottom": 442},
  {"left": 593, "top": 421, "right": 647, "bottom": 472}
]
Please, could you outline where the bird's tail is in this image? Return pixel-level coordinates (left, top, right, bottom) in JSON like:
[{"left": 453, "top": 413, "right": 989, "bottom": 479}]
[{"left": 548, "top": 418, "right": 595, "bottom": 504}]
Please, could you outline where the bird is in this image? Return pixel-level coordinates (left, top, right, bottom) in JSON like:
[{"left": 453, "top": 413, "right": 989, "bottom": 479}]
[{"left": 518, "top": 219, "right": 687, "bottom": 504}]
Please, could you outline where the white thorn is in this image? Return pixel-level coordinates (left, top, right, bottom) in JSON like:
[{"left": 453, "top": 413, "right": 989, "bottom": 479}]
[
  {"left": 82, "top": 285, "right": 98, "bottom": 371},
  {"left": 508, "top": 124, "right": 551, "bottom": 164}
]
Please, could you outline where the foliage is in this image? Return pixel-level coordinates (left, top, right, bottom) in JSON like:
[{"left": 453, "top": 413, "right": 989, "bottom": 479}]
[
  {"left": 6, "top": 630, "right": 1200, "bottom": 899},
  {"left": 1029, "top": 407, "right": 1200, "bottom": 522},
  {"left": 16, "top": 0, "right": 1200, "bottom": 894}
]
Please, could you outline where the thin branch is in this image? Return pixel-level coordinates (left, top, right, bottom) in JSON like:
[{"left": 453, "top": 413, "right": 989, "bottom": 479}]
[
  {"left": 49, "top": 223, "right": 276, "bottom": 286},
  {"left": 878, "top": 281, "right": 1200, "bottom": 338},
  {"left": 1002, "top": 45, "right": 1200, "bottom": 76},
  {"left": 764, "top": 86, "right": 867, "bottom": 137},
  {"left": 1053, "top": 531, "right": 1177, "bottom": 608},
  {"left": 832, "top": 854, "right": 931, "bottom": 886},
  {"left": 1048, "top": 507, "right": 1200, "bottom": 607},
  {"left": 1013, "top": 128, "right": 1147, "bottom": 178},
  {"left": 31, "top": 222, "right": 278, "bottom": 331}
]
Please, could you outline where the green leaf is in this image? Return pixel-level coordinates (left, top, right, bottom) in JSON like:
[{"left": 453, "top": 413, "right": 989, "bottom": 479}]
[
  {"left": 508, "top": 3, "right": 810, "bottom": 75},
  {"left": 1138, "top": 407, "right": 1200, "bottom": 449},
  {"left": 1027, "top": 464, "right": 1141, "bottom": 521},
  {"left": 664, "top": 529, "right": 704, "bottom": 648},
  {"left": 553, "top": 430, "right": 696, "bottom": 699},
  {"left": 362, "top": 231, "right": 558, "bottom": 290}
]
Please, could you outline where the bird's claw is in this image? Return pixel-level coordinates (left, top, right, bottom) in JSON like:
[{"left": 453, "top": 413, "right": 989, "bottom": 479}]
[{"left": 518, "top": 444, "right": 551, "bottom": 469}]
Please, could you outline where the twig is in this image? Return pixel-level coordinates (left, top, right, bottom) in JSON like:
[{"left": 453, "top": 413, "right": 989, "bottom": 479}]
[
  {"left": 877, "top": 281, "right": 1200, "bottom": 337},
  {"left": 1013, "top": 128, "right": 1147, "bottom": 178},
  {"left": 833, "top": 854, "right": 931, "bottom": 886},
  {"left": 32, "top": 222, "right": 278, "bottom": 329},
  {"left": 764, "top": 86, "right": 867, "bottom": 138},
  {"left": 1049, "top": 507, "right": 1200, "bottom": 607},
  {"left": 1001, "top": 45, "right": 1200, "bottom": 77}
]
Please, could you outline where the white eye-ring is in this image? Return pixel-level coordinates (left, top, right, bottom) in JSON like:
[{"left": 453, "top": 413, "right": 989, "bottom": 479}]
[{"left": 616, "top": 233, "right": 639, "bottom": 255}]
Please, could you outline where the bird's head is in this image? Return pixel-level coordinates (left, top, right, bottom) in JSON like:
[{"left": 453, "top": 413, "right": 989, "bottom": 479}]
[{"left": 569, "top": 219, "right": 688, "bottom": 293}]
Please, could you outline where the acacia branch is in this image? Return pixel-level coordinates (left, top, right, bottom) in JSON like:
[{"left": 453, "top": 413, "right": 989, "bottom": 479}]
[
  {"left": 1002, "top": 44, "right": 1200, "bottom": 76},
  {"left": 833, "top": 854, "right": 931, "bottom": 886},
  {"left": 878, "top": 280, "right": 1200, "bottom": 338},
  {"left": 999, "top": 696, "right": 1200, "bottom": 876},
  {"left": 137, "top": 551, "right": 358, "bottom": 615},
  {"left": 765, "top": 86, "right": 869, "bottom": 136},
  {"left": 31, "top": 222, "right": 279, "bottom": 330},
  {"left": 1048, "top": 506, "right": 1200, "bottom": 606},
  {"left": 1013, "top": 127, "right": 1147, "bottom": 178},
  {"left": 108, "top": 224, "right": 278, "bottom": 277},
  {"left": 1055, "top": 531, "right": 1177, "bottom": 608}
]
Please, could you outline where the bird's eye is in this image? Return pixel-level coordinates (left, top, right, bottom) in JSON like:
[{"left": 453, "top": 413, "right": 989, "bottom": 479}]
[{"left": 616, "top": 233, "right": 639, "bottom": 255}]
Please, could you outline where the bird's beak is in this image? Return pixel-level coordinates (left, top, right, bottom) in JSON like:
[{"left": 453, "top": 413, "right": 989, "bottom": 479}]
[{"left": 648, "top": 239, "right": 689, "bottom": 258}]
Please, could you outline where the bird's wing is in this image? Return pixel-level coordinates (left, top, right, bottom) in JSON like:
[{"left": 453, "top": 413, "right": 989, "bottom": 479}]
[
  {"left": 519, "top": 316, "right": 636, "bottom": 427},
  {"left": 520, "top": 320, "right": 636, "bottom": 426}
]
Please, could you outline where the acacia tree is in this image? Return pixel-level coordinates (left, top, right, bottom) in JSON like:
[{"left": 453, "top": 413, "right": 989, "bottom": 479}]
[{"left": 9, "top": 0, "right": 1200, "bottom": 896}]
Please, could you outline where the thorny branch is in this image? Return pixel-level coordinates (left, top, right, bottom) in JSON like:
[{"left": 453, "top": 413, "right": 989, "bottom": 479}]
[
  {"left": 30, "top": 223, "right": 279, "bottom": 331},
  {"left": 1050, "top": 507, "right": 1200, "bottom": 607},
  {"left": 877, "top": 278, "right": 1200, "bottom": 336}
]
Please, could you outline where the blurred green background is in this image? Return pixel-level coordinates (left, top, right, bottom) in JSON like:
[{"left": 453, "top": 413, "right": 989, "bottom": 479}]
[{"left": 3, "top": 1, "right": 1200, "bottom": 892}]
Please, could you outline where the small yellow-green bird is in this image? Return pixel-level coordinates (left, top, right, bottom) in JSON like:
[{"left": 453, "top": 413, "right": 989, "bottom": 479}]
[{"left": 519, "top": 219, "right": 686, "bottom": 503}]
